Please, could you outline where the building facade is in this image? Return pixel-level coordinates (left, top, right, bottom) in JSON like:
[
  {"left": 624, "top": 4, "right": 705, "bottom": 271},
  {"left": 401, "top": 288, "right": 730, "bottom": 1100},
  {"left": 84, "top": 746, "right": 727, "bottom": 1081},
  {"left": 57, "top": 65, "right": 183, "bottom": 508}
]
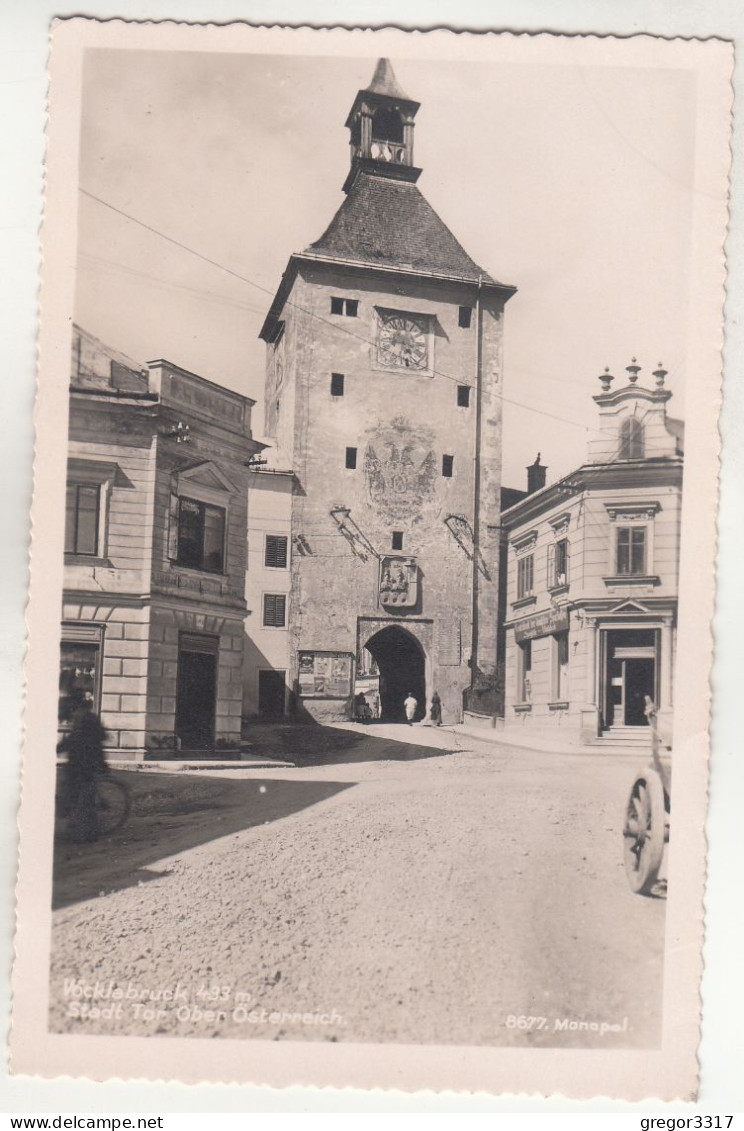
[
  {"left": 258, "top": 59, "right": 516, "bottom": 724},
  {"left": 241, "top": 461, "right": 295, "bottom": 720},
  {"left": 61, "top": 326, "right": 263, "bottom": 757},
  {"left": 502, "top": 362, "right": 683, "bottom": 745}
]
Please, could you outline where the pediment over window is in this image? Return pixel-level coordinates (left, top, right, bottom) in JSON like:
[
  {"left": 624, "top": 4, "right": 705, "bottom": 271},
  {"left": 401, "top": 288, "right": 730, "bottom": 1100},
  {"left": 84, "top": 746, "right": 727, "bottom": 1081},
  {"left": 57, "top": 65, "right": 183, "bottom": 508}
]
[
  {"left": 67, "top": 457, "right": 131, "bottom": 488},
  {"left": 609, "top": 599, "right": 652, "bottom": 615},
  {"left": 176, "top": 461, "right": 238, "bottom": 497}
]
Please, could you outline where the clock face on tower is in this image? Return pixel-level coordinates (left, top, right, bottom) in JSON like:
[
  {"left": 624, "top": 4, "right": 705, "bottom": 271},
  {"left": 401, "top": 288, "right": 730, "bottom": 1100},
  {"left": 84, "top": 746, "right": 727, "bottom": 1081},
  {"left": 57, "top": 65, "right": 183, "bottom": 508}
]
[{"left": 376, "top": 311, "right": 430, "bottom": 372}]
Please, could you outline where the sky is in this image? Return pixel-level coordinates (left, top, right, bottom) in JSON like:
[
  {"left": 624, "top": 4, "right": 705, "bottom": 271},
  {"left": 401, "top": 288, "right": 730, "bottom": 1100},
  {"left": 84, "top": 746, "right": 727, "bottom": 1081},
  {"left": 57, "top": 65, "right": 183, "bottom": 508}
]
[{"left": 75, "top": 47, "right": 697, "bottom": 486}]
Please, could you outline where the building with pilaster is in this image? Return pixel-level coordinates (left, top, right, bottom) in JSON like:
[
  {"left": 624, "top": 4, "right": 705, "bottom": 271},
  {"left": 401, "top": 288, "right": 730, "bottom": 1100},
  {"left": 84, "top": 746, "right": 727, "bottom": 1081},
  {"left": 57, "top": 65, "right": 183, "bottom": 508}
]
[
  {"left": 61, "top": 326, "right": 263, "bottom": 757},
  {"left": 501, "top": 361, "right": 683, "bottom": 746}
]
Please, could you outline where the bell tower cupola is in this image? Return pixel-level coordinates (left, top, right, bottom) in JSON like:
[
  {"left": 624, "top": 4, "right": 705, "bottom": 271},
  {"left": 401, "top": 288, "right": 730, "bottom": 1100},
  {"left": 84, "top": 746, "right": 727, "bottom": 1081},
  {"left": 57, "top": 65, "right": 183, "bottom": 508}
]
[{"left": 343, "top": 58, "right": 422, "bottom": 193}]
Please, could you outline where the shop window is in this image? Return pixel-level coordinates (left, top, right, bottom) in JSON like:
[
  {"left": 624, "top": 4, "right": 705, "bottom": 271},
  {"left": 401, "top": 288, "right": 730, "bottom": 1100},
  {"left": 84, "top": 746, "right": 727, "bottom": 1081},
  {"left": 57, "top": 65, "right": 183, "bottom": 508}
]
[
  {"left": 392, "top": 531, "right": 403, "bottom": 550},
  {"left": 616, "top": 526, "right": 646, "bottom": 575},
  {"left": 458, "top": 306, "right": 472, "bottom": 329},
  {"left": 442, "top": 454, "right": 454, "bottom": 478},
  {"left": 553, "top": 632, "right": 569, "bottom": 701},
  {"left": 59, "top": 640, "right": 100, "bottom": 723},
  {"left": 518, "top": 640, "right": 532, "bottom": 703},
  {"left": 457, "top": 385, "right": 471, "bottom": 408},
  {"left": 619, "top": 418, "right": 645, "bottom": 459},
  {"left": 331, "top": 297, "right": 358, "bottom": 317},
  {"left": 263, "top": 594, "right": 287, "bottom": 628},
  {"left": 517, "top": 554, "right": 534, "bottom": 599},
  {"left": 345, "top": 446, "right": 358, "bottom": 470},
  {"left": 265, "top": 535, "right": 288, "bottom": 569},
  {"left": 331, "top": 372, "right": 345, "bottom": 396},
  {"left": 175, "top": 496, "right": 225, "bottom": 573},
  {"left": 65, "top": 484, "right": 100, "bottom": 556},
  {"left": 548, "top": 538, "right": 570, "bottom": 588}
]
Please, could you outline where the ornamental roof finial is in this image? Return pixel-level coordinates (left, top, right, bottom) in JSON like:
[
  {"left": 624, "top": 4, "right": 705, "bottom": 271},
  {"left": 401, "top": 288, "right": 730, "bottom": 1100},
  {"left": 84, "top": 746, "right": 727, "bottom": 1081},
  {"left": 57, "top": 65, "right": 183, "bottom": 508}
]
[{"left": 626, "top": 358, "right": 641, "bottom": 384}]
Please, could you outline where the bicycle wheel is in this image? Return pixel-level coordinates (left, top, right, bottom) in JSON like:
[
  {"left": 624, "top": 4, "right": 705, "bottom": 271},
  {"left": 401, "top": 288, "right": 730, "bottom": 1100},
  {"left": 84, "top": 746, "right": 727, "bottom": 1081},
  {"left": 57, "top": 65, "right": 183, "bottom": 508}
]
[{"left": 94, "top": 776, "right": 132, "bottom": 836}]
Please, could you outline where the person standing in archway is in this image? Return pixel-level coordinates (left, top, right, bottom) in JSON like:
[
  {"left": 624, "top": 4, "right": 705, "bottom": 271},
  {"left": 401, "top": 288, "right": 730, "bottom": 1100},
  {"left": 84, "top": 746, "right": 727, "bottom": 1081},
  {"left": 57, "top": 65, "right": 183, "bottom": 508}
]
[{"left": 403, "top": 692, "right": 418, "bottom": 725}]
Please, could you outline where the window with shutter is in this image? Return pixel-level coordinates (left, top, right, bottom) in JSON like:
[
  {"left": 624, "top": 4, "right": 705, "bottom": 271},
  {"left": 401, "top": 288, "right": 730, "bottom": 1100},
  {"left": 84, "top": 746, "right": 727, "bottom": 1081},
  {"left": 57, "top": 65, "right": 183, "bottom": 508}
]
[
  {"left": 265, "top": 535, "right": 288, "bottom": 569},
  {"left": 263, "top": 594, "right": 287, "bottom": 627}
]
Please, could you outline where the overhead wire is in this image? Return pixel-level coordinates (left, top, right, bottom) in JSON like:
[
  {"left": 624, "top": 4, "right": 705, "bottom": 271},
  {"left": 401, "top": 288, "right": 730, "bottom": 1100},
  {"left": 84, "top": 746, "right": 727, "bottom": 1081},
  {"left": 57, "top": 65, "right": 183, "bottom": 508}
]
[{"left": 79, "top": 186, "right": 620, "bottom": 436}]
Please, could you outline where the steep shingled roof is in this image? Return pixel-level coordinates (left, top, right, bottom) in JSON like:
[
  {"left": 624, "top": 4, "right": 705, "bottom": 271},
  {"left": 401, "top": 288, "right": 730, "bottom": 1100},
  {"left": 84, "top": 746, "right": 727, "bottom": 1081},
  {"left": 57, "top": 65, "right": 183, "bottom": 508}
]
[
  {"left": 366, "top": 58, "right": 412, "bottom": 101},
  {"left": 305, "top": 172, "right": 503, "bottom": 285}
]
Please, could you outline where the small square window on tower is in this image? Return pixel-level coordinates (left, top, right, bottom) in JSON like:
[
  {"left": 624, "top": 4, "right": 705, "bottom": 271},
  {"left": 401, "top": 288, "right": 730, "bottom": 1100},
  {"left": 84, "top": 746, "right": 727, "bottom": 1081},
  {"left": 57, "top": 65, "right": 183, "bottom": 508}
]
[
  {"left": 458, "top": 306, "right": 472, "bottom": 329},
  {"left": 331, "top": 373, "right": 345, "bottom": 397},
  {"left": 457, "top": 385, "right": 471, "bottom": 408},
  {"left": 392, "top": 531, "right": 403, "bottom": 551},
  {"left": 331, "top": 297, "right": 359, "bottom": 317},
  {"left": 345, "top": 446, "right": 358, "bottom": 470},
  {"left": 442, "top": 454, "right": 454, "bottom": 478}
]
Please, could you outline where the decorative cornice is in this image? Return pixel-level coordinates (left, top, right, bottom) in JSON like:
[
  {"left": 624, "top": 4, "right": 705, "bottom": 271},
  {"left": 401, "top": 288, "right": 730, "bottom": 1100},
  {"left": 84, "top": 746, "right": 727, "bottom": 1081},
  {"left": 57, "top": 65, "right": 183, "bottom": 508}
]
[{"left": 604, "top": 502, "right": 660, "bottom": 522}]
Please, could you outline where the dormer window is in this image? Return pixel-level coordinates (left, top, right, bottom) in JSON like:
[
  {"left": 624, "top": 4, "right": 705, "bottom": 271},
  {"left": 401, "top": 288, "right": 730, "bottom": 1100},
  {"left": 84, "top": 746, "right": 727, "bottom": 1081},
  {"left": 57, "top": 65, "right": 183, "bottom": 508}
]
[{"left": 619, "top": 417, "right": 645, "bottom": 459}]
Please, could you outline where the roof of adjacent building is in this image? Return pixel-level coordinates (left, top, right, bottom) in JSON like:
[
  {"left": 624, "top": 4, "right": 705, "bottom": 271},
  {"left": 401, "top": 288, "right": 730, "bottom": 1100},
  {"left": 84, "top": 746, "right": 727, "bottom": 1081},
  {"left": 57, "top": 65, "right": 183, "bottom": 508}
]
[{"left": 305, "top": 172, "right": 504, "bottom": 286}]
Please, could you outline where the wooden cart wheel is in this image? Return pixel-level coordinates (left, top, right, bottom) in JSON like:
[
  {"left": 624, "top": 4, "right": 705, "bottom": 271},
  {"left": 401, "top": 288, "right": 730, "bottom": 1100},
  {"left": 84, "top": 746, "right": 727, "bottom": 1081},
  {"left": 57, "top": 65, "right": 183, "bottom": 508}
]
[{"left": 623, "top": 770, "right": 665, "bottom": 895}]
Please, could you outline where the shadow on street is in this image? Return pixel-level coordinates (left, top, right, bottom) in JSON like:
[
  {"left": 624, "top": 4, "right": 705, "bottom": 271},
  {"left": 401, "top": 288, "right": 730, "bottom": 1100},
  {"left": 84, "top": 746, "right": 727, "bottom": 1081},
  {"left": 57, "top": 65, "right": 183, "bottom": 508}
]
[
  {"left": 242, "top": 722, "right": 460, "bottom": 766},
  {"left": 53, "top": 771, "right": 354, "bottom": 911}
]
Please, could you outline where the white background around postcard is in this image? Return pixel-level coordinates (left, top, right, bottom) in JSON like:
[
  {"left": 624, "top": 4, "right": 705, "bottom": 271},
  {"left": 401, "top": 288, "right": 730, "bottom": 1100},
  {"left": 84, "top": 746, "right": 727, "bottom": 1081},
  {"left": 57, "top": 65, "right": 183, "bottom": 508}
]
[{"left": 1, "top": 0, "right": 742, "bottom": 1115}]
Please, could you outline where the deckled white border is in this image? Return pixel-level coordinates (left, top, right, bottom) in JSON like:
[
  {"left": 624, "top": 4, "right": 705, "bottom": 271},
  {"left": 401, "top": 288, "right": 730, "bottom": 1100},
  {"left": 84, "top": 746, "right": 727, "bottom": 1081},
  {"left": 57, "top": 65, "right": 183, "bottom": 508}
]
[{"left": 6, "top": 14, "right": 735, "bottom": 1108}]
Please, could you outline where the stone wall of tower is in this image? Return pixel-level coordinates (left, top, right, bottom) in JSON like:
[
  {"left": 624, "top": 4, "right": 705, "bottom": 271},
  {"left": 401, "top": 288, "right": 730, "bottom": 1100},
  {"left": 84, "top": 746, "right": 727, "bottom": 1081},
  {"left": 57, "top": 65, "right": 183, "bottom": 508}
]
[{"left": 267, "top": 261, "right": 506, "bottom": 722}]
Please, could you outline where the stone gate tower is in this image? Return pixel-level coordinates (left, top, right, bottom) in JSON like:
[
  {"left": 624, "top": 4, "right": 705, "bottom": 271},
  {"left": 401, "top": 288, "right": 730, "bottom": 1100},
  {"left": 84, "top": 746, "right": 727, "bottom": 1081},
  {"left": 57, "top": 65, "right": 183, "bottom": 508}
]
[{"left": 259, "top": 59, "right": 516, "bottom": 723}]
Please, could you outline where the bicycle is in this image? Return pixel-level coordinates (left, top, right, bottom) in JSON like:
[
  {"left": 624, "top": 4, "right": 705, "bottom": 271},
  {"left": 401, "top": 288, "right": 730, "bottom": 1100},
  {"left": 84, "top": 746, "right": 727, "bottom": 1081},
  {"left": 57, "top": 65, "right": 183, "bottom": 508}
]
[{"left": 56, "top": 768, "right": 132, "bottom": 842}]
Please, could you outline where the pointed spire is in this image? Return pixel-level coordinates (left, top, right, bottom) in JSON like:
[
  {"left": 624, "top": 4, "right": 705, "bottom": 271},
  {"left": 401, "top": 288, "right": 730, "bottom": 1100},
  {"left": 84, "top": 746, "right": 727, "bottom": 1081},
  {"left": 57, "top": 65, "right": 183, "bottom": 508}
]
[{"left": 365, "top": 58, "right": 411, "bottom": 101}]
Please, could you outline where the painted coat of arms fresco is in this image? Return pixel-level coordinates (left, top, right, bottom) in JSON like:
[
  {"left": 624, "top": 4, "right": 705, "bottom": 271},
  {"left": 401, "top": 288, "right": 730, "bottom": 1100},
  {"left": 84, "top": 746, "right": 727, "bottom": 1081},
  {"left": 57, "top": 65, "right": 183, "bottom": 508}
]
[
  {"left": 379, "top": 556, "right": 418, "bottom": 609},
  {"left": 363, "top": 416, "right": 437, "bottom": 524}
]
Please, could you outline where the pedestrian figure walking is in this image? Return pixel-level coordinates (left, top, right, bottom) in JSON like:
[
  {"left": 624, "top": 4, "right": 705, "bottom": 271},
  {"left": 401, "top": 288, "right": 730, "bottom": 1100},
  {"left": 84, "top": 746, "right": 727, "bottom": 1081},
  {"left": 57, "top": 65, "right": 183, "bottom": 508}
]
[
  {"left": 57, "top": 690, "right": 109, "bottom": 842},
  {"left": 403, "top": 692, "right": 417, "bottom": 725},
  {"left": 430, "top": 691, "right": 442, "bottom": 726}
]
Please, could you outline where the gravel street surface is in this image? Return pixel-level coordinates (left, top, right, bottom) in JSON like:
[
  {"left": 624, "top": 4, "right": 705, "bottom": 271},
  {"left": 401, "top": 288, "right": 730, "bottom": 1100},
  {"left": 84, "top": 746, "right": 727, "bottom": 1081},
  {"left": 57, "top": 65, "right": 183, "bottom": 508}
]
[{"left": 49, "top": 724, "right": 666, "bottom": 1048}]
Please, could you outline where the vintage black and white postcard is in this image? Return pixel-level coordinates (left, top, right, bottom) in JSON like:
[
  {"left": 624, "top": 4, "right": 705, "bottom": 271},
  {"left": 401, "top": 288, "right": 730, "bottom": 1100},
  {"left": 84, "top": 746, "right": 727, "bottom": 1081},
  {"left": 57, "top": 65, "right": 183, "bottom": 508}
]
[{"left": 12, "top": 20, "right": 732, "bottom": 1098}]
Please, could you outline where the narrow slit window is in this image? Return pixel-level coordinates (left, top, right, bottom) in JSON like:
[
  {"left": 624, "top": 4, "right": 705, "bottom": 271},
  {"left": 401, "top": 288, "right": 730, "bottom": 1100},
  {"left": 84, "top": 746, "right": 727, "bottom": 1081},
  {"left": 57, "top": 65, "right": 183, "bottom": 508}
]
[
  {"left": 331, "top": 373, "right": 345, "bottom": 397},
  {"left": 392, "top": 531, "right": 403, "bottom": 550},
  {"left": 457, "top": 385, "right": 471, "bottom": 408},
  {"left": 442, "top": 454, "right": 454, "bottom": 478},
  {"left": 458, "top": 306, "right": 472, "bottom": 329},
  {"left": 345, "top": 447, "right": 358, "bottom": 470},
  {"left": 330, "top": 296, "right": 344, "bottom": 315}
]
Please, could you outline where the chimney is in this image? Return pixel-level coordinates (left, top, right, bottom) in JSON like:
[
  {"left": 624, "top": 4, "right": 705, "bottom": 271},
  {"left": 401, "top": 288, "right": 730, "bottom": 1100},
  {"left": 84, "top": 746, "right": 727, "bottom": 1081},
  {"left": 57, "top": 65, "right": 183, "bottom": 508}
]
[{"left": 526, "top": 453, "right": 547, "bottom": 495}]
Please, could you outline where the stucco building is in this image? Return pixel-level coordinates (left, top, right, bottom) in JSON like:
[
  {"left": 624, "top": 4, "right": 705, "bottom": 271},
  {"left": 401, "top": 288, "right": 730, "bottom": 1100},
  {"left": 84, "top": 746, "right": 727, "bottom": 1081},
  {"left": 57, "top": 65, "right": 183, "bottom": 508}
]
[
  {"left": 241, "top": 458, "right": 295, "bottom": 719},
  {"left": 61, "top": 326, "right": 263, "bottom": 757},
  {"left": 258, "top": 59, "right": 516, "bottom": 724},
  {"left": 501, "top": 361, "right": 683, "bottom": 745}
]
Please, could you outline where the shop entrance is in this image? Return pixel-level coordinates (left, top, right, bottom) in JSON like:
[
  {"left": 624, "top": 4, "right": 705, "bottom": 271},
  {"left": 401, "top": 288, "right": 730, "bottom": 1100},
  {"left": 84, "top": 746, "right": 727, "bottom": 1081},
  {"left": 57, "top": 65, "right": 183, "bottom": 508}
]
[
  {"left": 365, "top": 626, "right": 426, "bottom": 722},
  {"left": 602, "top": 629, "right": 657, "bottom": 728},
  {"left": 176, "top": 633, "right": 218, "bottom": 749}
]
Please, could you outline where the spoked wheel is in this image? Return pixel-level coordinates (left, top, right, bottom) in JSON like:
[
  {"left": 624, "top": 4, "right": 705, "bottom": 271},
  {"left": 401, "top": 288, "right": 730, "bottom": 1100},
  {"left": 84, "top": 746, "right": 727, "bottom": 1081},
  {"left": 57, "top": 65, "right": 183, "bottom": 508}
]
[
  {"left": 93, "top": 776, "right": 132, "bottom": 837},
  {"left": 623, "top": 770, "right": 666, "bottom": 895}
]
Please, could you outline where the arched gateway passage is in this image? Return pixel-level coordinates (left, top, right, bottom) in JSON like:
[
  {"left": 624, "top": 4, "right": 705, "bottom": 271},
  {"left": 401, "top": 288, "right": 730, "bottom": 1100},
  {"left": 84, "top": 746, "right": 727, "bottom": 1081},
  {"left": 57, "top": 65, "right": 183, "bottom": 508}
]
[{"left": 365, "top": 626, "right": 426, "bottom": 722}]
